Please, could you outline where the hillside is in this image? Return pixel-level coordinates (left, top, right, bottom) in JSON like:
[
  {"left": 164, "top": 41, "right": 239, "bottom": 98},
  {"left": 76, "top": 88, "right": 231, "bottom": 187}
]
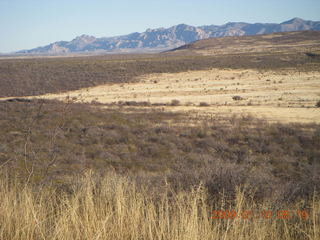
[
  {"left": 16, "top": 18, "right": 320, "bottom": 55},
  {"left": 170, "top": 30, "right": 320, "bottom": 55}
]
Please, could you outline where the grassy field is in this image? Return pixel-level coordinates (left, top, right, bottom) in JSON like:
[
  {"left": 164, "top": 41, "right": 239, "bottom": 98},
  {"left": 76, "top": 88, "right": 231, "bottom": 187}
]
[
  {"left": 31, "top": 68, "right": 320, "bottom": 123},
  {"left": 0, "top": 31, "right": 320, "bottom": 239},
  {"left": 0, "top": 171, "right": 319, "bottom": 240}
]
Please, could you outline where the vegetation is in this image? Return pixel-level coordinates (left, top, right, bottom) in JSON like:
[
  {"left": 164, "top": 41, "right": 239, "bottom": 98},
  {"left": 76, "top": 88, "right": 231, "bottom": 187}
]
[
  {"left": 199, "top": 102, "right": 210, "bottom": 107},
  {"left": 1, "top": 100, "right": 319, "bottom": 203},
  {"left": 232, "top": 96, "right": 244, "bottom": 101},
  {"left": 1, "top": 37, "right": 320, "bottom": 98},
  {"left": 0, "top": 171, "right": 319, "bottom": 240},
  {"left": 171, "top": 99, "right": 181, "bottom": 106},
  {"left": 0, "top": 31, "right": 319, "bottom": 239}
]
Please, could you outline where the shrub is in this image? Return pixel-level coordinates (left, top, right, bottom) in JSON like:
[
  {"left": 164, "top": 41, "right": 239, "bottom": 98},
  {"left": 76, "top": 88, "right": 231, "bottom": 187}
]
[
  {"left": 232, "top": 96, "right": 244, "bottom": 101},
  {"left": 171, "top": 99, "right": 180, "bottom": 106},
  {"left": 316, "top": 100, "right": 320, "bottom": 108},
  {"left": 124, "top": 101, "right": 138, "bottom": 106},
  {"left": 199, "top": 102, "right": 210, "bottom": 107},
  {"left": 305, "top": 52, "right": 319, "bottom": 58},
  {"left": 1, "top": 100, "right": 319, "bottom": 202}
]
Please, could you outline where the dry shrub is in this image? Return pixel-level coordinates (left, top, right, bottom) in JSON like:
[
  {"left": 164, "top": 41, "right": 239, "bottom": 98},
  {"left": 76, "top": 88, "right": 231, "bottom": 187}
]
[
  {"left": 232, "top": 96, "right": 244, "bottom": 101},
  {"left": 1, "top": 100, "right": 319, "bottom": 201},
  {"left": 171, "top": 99, "right": 180, "bottom": 106},
  {"left": 199, "top": 102, "right": 210, "bottom": 107}
]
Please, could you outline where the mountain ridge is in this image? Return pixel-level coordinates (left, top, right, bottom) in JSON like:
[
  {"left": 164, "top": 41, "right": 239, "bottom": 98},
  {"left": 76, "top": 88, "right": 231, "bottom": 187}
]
[{"left": 17, "top": 18, "right": 320, "bottom": 55}]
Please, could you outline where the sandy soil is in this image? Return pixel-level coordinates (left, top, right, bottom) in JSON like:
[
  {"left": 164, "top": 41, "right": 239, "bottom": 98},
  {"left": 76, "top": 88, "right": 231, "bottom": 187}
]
[{"left": 6, "top": 68, "right": 320, "bottom": 123}]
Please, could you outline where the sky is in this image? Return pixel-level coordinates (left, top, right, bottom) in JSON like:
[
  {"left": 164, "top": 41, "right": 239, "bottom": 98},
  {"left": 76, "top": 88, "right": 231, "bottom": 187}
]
[{"left": 0, "top": 0, "right": 319, "bottom": 53}]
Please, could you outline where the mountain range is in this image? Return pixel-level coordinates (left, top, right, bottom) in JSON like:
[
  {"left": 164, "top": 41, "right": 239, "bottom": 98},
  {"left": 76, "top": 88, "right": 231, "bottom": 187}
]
[{"left": 18, "top": 18, "right": 320, "bottom": 55}]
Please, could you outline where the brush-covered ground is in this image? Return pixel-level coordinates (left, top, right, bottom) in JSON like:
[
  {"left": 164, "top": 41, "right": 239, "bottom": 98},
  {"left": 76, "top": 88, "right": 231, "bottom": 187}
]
[
  {"left": 0, "top": 31, "right": 320, "bottom": 239},
  {"left": 0, "top": 100, "right": 319, "bottom": 239}
]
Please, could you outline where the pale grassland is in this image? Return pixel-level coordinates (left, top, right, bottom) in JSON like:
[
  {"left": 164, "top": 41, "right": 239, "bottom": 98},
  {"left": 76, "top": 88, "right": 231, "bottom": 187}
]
[
  {"left": 24, "top": 68, "right": 320, "bottom": 123},
  {"left": 0, "top": 171, "right": 319, "bottom": 240}
]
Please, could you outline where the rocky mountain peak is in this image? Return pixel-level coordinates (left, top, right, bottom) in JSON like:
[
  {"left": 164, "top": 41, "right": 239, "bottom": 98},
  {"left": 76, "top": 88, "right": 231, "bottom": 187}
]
[
  {"left": 17, "top": 18, "right": 320, "bottom": 55},
  {"left": 282, "top": 17, "right": 305, "bottom": 24},
  {"left": 72, "top": 34, "right": 96, "bottom": 42}
]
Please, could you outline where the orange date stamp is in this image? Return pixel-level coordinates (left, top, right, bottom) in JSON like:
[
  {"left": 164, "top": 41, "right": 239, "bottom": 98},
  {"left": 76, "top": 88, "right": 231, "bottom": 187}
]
[{"left": 211, "top": 210, "right": 309, "bottom": 220}]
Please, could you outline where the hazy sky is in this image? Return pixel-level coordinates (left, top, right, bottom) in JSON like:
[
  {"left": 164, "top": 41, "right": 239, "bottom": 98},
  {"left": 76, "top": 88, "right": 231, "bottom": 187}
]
[{"left": 0, "top": 0, "right": 319, "bottom": 53}]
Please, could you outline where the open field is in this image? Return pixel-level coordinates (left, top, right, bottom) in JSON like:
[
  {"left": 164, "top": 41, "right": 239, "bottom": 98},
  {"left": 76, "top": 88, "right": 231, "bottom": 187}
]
[
  {"left": 0, "top": 31, "right": 320, "bottom": 239},
  {"left": 27, "top": 68, "right": 320, "bottom": 123}
]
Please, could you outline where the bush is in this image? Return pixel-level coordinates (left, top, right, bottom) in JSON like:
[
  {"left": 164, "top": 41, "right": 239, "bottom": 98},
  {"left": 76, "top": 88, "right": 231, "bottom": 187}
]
[
  {"left": 316, "top": 100, "right": 320, "bottom": 108},
  {"left": 199, "top": 102, "right": 210, "bottom": 107},
  {"left": 171, "top": 99, "right": 180, "bottom": 106},
  {"left": 232, "top": 96, "right": 244, "bottom": 101}
]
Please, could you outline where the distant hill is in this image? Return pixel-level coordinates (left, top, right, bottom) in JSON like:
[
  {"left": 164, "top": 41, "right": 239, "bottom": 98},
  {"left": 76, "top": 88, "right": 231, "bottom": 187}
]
[
  {"left": 169, "top": 30, "right": 320, "bottom": 56},
  {"left": 17, "top": 18, "right": 320, "bottom": 55}
]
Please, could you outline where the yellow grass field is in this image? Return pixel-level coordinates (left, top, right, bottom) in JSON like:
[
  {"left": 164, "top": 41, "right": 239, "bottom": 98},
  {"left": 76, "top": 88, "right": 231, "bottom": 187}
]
[
  {"left": 0, "top": 172, "right": 319, "bottom": 240},
  {"left": 25, "top": 68, "right": 320, "bottom": 123}
]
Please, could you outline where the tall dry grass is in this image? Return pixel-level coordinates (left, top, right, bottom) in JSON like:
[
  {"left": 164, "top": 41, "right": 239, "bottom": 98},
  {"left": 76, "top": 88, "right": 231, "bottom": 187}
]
[{"left": 0, "top": 170, "right": 318, "bottom": 240}]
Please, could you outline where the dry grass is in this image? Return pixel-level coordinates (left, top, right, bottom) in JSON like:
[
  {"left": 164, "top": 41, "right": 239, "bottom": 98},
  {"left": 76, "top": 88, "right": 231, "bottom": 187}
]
[
  {"left": 25, "top": 68, "right": 320, "bottom": 123},
  {"left": 1, "top": 31, "right": 320, "bottom": 239},
  {"left": 0, "top": 171, "right": 319, "bottom": 240}
]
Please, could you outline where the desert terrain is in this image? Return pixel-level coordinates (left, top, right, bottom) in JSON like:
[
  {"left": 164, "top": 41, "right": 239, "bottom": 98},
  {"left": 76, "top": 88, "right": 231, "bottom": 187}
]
[
  {"left": 2, "top": 31, "right": 320, "bottom": 124},
  {"left": 28, "top": 67, "right": 320, "bottom": 123},
  {"left": 0, "top": 31, "right": 319, "bottom": 240}
]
